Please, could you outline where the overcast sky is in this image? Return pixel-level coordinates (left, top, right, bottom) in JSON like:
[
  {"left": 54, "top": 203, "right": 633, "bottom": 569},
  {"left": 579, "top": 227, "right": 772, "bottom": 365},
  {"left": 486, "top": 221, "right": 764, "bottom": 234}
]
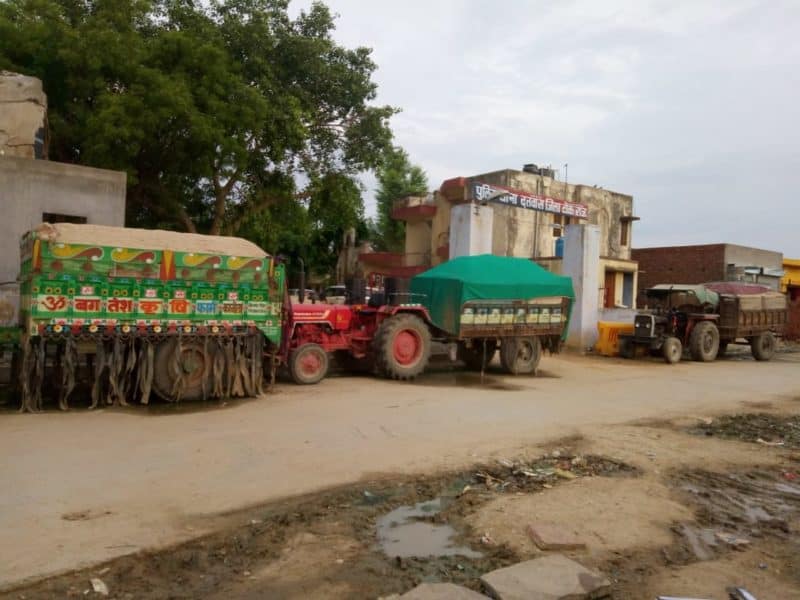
[{"left": 292, "top": 0, "right": 800, "bottom": 257}]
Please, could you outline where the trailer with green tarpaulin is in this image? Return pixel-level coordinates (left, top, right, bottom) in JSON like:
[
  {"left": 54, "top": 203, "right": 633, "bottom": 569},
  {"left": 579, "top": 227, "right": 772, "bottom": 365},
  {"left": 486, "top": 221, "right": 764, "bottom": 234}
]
[{"left": 409, "top": 254, "right": 574, "bottom": 374}]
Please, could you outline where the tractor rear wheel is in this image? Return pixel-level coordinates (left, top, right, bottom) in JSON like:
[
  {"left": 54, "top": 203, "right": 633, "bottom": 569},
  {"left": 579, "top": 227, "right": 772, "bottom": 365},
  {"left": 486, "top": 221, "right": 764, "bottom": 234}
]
[
  {"left": 458, "top": 339, "right": 497, "bottom": 371},
  {"left": 499, "top": 336, "right": 541, "bottom": 375},
  {"left": 689, "top": 321, "right": 720, "bottom": 362},
  {"left": 373, "top": 314, "right": 432, "bottom": 380},
  {"left": 750, "top": 332, "right": 776, "bottom": 361},
  {"left": 289, "top": 343, "right": 329, "bottom": 384},
  {"left": 662, "top": 337, "right": 682, "bottom": 364},
  {"left": 153, "top": 338, "right": 214, "bottom": 401}
]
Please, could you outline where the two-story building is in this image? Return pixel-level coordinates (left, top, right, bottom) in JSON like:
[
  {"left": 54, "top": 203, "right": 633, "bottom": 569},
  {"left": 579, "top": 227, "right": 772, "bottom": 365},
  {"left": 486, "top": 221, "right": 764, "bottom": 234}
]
[{"left": 360, "top": 164, "right": 639, "bottom": 310}]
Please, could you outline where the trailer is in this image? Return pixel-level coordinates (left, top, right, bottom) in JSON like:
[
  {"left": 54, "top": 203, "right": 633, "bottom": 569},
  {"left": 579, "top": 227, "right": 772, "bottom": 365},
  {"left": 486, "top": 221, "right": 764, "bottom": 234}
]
[{"left": 10, "top": 223, "right": 286, "bottom": 411}]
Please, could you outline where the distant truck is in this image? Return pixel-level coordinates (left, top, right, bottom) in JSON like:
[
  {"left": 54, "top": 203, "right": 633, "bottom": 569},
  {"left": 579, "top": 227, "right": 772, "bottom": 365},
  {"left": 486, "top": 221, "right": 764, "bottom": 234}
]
[{"left": 618, "top": 284, "right": 788, "bottom": 364}]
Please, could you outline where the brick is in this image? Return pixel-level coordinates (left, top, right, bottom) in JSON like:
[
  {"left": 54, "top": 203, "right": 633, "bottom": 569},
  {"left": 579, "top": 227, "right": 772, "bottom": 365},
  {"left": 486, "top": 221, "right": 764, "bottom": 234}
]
[
  {"left": 398, "top": 582, "right": 489, "bottom": 599},
  {"left": 480, "top": 554, "right": 611, "bottom": 600},
  {"left": 526, "top": 523, "right": 586, "bottom": 551}
]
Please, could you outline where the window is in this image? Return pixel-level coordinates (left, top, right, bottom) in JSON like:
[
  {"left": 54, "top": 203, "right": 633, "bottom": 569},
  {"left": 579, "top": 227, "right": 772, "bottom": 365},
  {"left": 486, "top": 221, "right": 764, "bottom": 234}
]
[
  {"left": 553, "top": 214, "right": 572, "bottom": 237},
  {"left": 620, "top": 219, "right": 630, "bottom": 246},
  {"left": 42, "top": 212, "right": 87, "bottom": 224}
]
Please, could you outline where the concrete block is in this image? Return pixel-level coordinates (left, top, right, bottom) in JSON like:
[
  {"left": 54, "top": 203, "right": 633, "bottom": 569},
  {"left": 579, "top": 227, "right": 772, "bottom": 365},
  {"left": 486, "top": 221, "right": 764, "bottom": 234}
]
[
  {"left": 399, "top": 582, "right": 489, "bottom": 599},
  {"left": 526, "top": 523, "right": 586, "bottom": 551},
  {"left": 480, "top": 554, "right": 610, "bottom": 600}
]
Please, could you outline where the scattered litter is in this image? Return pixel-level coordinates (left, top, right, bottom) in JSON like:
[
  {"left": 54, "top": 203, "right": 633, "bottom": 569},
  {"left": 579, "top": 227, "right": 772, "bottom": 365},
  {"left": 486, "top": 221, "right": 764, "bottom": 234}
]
[
  {"left": 783, "top": 471, "right": 798, "bottom": 481},
  {"left": 335, "top": 559, "right": 344, "bottom": 565},
  {"left": 97, "top": 567, "right": 110, "bottom": 575},
  {"left": 458, "top": 485, "right": 471, "bottom": 496},
  {"left": 758, "top": 562, "right": 767, "bottom": 569},
  {"left": 249, "top": 519, "right": 261, "bottom": 525},
  {"left": 480, "top": 533, "right": 495, "bottom": 546},
  {"left": 715, "top": 532, "right": 750, "bottom": 548},
  {"left": 243, "top": 570, "right": 251, "bottom": 577},
  {"left": 728, "top": 587, "right": 758, "bottom": 600},
  {"left": 89, "top": 578, "right": 108, "bottom": 596},
  {"left": 657, "top": 596, "right": 712, "bottom": 600},
  {"left": 551, "top": 450, "right": 561, "bottom": 458},
  {"left": 553, "top": 468, "right": 577, "bottom": 480},
  {"left": 498, "top": 458, "right": 515, "bottom": 468},
  {"left": 756, "top": 438, "right": 785, "bottom": 447}
]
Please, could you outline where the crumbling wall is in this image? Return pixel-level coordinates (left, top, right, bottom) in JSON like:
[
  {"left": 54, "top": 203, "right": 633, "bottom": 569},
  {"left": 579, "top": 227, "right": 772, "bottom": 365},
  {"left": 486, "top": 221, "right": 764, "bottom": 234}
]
[{"left": 0, "top": 71, "right": 47, "bottom": 159}]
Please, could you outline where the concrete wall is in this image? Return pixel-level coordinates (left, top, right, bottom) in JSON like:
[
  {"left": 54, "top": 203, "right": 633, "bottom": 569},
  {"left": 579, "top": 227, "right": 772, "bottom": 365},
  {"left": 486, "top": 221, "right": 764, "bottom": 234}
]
[
  {"left": 0, "top": 155, "right": 126, "bottom": 282},
  {"left": 404, "top": 221, "right": 431, "bottom": 266},
  {"left": 449, "top": 204, "right": 493, "bottom": 259},
  {"left": 563, "top": 224, "right": 601, "bottom": 351},
  {"left": 0, "top": 71, "right": 47, "bottom": 159}
]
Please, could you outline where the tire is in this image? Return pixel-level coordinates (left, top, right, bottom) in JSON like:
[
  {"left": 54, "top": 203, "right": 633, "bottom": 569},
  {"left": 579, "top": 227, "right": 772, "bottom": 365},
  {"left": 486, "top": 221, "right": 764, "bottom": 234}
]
[
  {"left": 499, "top": 336, "right": 542, "bottom": 375},
  {"left": 689, "top": 321, "right": 720, "bottom": 362},
  {"left": 751, "top": 332, "right": 776, "bottom": 361},
  {"left": 373, "top": 314, "right": 432, "bottom": 380},
  {"left": 458, "top": 339, "right": 497, "bottom": 371},
  {"left": 153, "top": 338, "right": 215, "bottom": 401},
  {"left": 662, "top": 337, "right": 682, "bottom": 364},
  {"left": 618, "top": 337, "right": 635, "bottom": 359},
  {"left": 289, "top": 343, "right": 329, "bottom": 384}
]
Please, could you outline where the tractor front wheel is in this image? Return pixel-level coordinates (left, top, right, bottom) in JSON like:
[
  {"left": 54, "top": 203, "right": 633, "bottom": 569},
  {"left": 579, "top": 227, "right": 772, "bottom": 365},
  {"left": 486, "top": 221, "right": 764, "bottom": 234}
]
[
  {"left": 374, "top": 314, "right": 432, "bottom": 380},
  {"left": 499, "top": 336, "right": 542, "bottom": 375},
  {"left": 289, "top": 343, "right": 329, "bottom": 384},
  {"left": 662, "top": 337, "right": 682, "bottom": 364}
]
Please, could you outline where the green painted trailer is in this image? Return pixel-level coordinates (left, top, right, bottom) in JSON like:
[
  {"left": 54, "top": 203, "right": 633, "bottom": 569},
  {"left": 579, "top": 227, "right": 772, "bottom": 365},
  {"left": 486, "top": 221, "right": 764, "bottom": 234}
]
[{"left": 15, "top": 223, "right": 286, "bottom": 411}]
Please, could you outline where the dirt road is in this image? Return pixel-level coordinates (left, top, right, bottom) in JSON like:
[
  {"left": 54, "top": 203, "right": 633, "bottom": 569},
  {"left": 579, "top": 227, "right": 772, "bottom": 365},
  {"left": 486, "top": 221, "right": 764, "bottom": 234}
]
[{"left": 1, "top": 351, "right": 798, "bottom": 590}]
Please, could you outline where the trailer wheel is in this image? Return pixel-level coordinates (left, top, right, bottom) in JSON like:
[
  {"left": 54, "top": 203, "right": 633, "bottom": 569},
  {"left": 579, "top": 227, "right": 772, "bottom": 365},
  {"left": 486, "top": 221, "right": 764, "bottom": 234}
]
[
  {"left": 289, "top": 343, "right": 329, "bottom": 384},
  {"left": 689, "top": 321, "right": 719, "bottom": 361},
  {"left": 153, "top": 338, "right": 214, "bottom": 401},
  {"left": 374, "top": 314, "right": 431, "bottom": 380},
  {"left": 499, "top": 336, "right": 541, "bottom": 375},
  {"left": 662, "top": 337, "right": 682, "bottom": 364},
  {"left": 458, "top": 339, "right": 497, "bottom": 371},
  {"left": 750, "top": 332, "right": 776, "bottom": 361}
]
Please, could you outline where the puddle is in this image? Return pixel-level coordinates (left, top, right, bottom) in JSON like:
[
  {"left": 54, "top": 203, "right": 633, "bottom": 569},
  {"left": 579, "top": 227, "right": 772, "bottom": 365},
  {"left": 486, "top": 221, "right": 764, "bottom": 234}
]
[
  {"left": 414, "top": 372, "right": 524, "bottom": 391},
  {"left": 376, "top": 498, "right": 482, "bottom": 559}
]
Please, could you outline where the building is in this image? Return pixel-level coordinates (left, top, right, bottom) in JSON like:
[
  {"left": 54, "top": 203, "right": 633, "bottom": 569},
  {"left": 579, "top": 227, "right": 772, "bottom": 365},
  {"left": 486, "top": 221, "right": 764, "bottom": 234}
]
[
  {"left": 632, "top": 244, "right": 785, "bottom": 304},
  {"left": 0, "top": 72, "right": 127, "bottom": 333},
  {"left": 360, "top": 165, "right": 640, "bottom": 310},
  {"left": 782, "top": 258, "right": 800, "bottom": 300}
]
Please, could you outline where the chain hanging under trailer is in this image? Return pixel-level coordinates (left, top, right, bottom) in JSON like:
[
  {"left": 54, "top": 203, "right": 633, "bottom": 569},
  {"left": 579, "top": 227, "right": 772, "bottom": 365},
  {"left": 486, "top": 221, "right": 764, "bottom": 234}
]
[{"left": 18, "top": 331, "right": 269, "bottom": 413}]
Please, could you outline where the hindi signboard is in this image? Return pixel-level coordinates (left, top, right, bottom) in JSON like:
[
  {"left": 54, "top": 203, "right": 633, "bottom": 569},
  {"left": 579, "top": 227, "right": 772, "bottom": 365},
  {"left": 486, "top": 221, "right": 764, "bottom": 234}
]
[{"left": 472, "top": 182, "right": 589, "bottom": 219}]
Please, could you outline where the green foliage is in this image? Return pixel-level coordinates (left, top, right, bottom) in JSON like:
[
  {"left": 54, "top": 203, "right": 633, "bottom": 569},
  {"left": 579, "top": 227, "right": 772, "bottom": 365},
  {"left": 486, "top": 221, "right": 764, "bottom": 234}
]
[
  {"left": 0, "top": 0, "right": 396, "bottom": 239},
  {"left": 374, "top": 146, "right": 428, "bottom": 251},
  {"left": 235, "top": 172, "right": 365, "bottom": 283}
]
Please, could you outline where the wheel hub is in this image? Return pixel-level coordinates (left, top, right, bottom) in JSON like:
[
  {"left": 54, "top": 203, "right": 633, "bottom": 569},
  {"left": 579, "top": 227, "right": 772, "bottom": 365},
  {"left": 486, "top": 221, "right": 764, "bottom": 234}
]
[
  {"left": 393, "top": 330, "right": 421, "bottom": 365},
  {"left": 299, "top": 351, "right": 322, "bottom": 375}
]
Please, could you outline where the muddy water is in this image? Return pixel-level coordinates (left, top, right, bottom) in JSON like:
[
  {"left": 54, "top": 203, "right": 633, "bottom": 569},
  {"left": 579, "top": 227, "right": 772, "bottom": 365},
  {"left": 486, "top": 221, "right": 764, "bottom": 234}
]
[{"left": 376, "top": 498, "right": 482, "bottom": 559}]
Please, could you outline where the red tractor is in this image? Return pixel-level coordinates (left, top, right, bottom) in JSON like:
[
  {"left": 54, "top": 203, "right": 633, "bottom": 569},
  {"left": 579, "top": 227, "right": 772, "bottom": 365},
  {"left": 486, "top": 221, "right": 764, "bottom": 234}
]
[{"left": 285, "top": 302, "right": 434, "bottom": 384}]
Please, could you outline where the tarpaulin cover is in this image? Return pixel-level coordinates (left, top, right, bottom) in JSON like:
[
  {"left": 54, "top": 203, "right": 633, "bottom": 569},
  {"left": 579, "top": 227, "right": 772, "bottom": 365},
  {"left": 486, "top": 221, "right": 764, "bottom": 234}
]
[{"left": 410, "top": 254, "right": 575, "bottom": 335}]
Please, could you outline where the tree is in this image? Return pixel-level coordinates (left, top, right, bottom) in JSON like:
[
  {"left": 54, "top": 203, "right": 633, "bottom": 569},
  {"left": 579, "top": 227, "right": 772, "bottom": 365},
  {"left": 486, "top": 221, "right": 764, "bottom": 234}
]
[
  {"left": 374, "top": 147, "right": 428, "bottom": 251},
  {"left": 0, "top": 0, "right": 395, "bottom": 235}
]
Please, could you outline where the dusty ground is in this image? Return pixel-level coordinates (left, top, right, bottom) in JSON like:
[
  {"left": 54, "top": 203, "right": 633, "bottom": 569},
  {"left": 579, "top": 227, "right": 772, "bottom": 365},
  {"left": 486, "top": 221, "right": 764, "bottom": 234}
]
[{"left": 1, "top": 348, "right": 799, "bottom": 597}]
